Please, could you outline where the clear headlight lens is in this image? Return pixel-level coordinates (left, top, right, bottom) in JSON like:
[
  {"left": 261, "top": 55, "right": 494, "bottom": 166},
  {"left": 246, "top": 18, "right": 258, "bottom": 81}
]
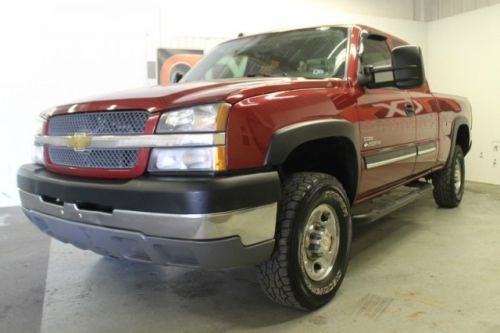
[
  {"left": 32, "top": 145, "right": 45, "bottom": 165},
  {"left": 156, "top": 103, "right": 230, "bottom": 133},
  {"left": 32, "top": 116, "right": 46, "bottom": 165},
  {"left": 148, "top": 147, "right": 226, "bottom": 172}
]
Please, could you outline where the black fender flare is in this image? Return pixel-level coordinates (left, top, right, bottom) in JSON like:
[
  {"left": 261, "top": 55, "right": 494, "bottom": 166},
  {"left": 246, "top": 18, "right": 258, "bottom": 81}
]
[
  {"left": 446, "top": 116, "right": 471, "bottom": 167},
  {"left": 264, "top": 119, "right": 361, "bottom": 198}
]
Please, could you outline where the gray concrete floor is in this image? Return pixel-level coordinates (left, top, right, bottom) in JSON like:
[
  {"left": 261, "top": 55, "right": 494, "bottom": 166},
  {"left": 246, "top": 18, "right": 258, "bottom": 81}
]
[
  {"left": 1, "top": 181, "right": 500, "bottom": 333},
  {"left": 0, "top": 206, "right": 50, "bottom": 333}
]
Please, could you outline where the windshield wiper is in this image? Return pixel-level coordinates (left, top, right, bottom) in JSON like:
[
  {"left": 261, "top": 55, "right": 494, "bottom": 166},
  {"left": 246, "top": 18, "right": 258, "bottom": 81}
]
[{"left": 246, "top": 72, "right": 287, "bottom": 78}]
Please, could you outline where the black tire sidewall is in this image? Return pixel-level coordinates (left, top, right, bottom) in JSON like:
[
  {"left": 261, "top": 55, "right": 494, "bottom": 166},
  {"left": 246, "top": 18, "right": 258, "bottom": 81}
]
[
  {"left": 288, "top": 178, "right": 352, "bottom": 309},
  {"left": 432, "top": 145, "right": 465, "bottom": 208},
  {"left": 453, "top": 147, "right": 465, "bottom": 202}
]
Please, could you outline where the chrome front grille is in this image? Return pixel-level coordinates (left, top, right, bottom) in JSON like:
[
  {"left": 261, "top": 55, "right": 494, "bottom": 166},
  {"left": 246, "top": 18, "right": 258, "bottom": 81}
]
[
  {"left": 48, "top": 148, "right": 139, "bottom": 169},
  {"left": 47, "top": 111, "right": 149, "bottom": 169},
  {"left": 48, "top": 111, "right": 149, "bottom": 136}
]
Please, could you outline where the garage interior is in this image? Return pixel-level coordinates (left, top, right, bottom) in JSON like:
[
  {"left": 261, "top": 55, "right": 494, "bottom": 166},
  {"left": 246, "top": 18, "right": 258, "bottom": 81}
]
[{"left": 2, "top": 0, "right": 500, "bottom": 332}]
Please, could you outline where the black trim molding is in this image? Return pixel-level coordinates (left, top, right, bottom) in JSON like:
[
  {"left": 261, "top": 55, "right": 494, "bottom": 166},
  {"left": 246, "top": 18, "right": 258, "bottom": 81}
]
[
  {"left": 265, "top": 119, "right": 359, "bottom": 166},
  {"left": 264, "top": 119, "right": 360, "bottom": 197},
  {"left": 17, "top": 164, "right": 281, "bottom": 215}
]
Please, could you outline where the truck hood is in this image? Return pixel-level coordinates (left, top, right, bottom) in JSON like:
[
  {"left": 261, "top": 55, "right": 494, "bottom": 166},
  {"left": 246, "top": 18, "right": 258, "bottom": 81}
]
[{"left": 50, "top": 77, "right": 343, "bottom": 115}]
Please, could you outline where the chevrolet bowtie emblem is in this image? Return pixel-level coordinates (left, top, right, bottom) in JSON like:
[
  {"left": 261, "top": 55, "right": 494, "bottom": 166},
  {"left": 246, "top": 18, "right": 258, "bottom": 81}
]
[{"left": 68, "top": 132, "right": 92, "bottom": 151}]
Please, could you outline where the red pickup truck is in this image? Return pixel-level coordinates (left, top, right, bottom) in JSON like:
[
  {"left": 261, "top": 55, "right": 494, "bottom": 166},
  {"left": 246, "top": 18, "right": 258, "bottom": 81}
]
[{"left": 18, "top": 24, "right": 472, "bottom": 310}]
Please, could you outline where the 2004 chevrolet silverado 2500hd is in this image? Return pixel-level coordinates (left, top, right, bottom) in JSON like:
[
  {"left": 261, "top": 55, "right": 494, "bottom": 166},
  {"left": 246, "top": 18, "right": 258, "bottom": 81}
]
[{"left": 18, "top": 25, "right": 472, "bottom": 310}]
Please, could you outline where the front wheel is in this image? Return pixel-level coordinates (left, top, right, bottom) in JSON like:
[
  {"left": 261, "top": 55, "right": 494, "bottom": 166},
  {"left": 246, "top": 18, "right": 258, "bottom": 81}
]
[
  {"left": 256, "top": 172, "right": 352, "bottom": 310},
  {"left": 432, "top": 145, "right": 465, "bottom": 208}
]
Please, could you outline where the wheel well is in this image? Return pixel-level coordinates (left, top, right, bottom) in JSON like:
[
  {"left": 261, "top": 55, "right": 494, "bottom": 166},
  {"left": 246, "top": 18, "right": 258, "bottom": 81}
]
[
  {"left": 456, "top": 125, "right": 470, "bottom": 155},
  {"left": 279, "top": 137, "right": 358, "bottom": 203}
]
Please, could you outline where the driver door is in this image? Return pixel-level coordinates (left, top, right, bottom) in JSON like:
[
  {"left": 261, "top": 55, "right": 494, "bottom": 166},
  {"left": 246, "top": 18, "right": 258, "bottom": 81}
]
[{"left": 356, "top": 36, "right": 417, "bottom": 195}]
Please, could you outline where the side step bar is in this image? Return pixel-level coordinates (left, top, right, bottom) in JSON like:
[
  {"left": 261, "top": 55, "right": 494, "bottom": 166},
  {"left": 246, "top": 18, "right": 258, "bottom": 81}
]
[{"left": 352, "top": 182, "right": 433, "bottom": 224}]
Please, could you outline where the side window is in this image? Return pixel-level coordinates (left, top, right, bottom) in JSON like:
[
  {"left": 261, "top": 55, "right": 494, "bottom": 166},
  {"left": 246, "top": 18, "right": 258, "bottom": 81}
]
[
  {"left": 360, "top": 37, "right": 393, "bottom": 83},
  {"left": 361, "top": 38, "right": 392, "bottom": 67}
]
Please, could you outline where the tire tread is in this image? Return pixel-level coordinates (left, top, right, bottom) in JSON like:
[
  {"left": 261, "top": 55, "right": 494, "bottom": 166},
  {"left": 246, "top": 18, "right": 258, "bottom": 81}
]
[{"left": 432, "top": 146, "right": 464, "bottom": 208}]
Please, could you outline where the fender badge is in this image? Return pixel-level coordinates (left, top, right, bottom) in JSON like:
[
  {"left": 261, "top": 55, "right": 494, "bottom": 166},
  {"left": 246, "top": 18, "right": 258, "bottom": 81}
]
[
  {"left": 68, "top": 132, "right": 92, "bottom": 151},
  {"left": 363, "top": 137, "right": 382, "bottom": 148}
]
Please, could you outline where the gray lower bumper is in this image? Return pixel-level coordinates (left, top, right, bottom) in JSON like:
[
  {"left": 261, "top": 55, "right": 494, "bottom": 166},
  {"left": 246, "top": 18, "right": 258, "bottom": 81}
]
[
  {"left": 19, "top": 190, "right": 277, "bottom": 246},
  {"left": 24, "top": 209, "right": 275, "bottom": 269}
]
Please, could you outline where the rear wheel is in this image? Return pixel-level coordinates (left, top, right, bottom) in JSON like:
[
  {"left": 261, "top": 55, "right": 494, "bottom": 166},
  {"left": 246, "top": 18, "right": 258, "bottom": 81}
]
[
  {"left": 432, "top": 145, "right": 465, "bottom": 208},
  {"left": 256, "top": 172, "right": 352, "bottom": 310}
]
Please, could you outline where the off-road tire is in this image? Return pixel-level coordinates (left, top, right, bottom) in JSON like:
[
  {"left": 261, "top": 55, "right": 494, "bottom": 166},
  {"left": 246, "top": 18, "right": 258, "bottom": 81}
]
[
  {"left": 256, "top": 172, "right": 352, "bottom": 310},
  {"left": 432, "top": 145, "right": 465, "bottom": 208}
]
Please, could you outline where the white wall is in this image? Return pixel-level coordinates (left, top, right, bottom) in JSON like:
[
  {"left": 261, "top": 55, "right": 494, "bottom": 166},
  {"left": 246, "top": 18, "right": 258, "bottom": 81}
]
[
  {"left": 0, "top": 0, "right": 427, "bottom": 205},
  {"left": 0, "top": 0, "right": 159, "bottom": 205},
  {"left": 320, "top": 0, "right": 416, "bottom": 20},
  {"left": 157, "top": 0, "right": 419, "bottom": 40},
  {"left": 426, "top": 4, "right": 500, "bottom": 185}
]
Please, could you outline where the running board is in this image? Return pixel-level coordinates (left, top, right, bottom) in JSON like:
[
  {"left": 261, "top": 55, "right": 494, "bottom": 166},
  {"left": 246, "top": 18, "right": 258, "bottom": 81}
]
[{"left": 352, "top": 182, "right": 433, "bottom": 224}]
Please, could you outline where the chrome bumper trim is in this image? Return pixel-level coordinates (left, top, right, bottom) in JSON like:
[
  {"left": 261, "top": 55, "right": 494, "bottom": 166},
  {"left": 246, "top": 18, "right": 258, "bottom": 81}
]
[
  {"left": 34, "top": 132, "right": 226, "bottom": 149},
  {"left": 23, "top": 209, "right": 274, "bottom": 268},
  {"left": 19, "top": 189, "right": 276, "bottom": 246}
]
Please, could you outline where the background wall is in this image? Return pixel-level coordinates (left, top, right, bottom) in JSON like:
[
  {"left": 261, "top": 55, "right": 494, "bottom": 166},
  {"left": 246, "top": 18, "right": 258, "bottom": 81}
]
[
  {"left": 1, "top": 0, "right": 496, "bottom": 205},
  {"left": 426, "top": 4, "right": 500, "bottom": 185},
  {"left": 0, "top": 1, "right": 160, "bottom": 204},
  {"left": 414, "top": 0, "right": 500, "bottom": 21}
]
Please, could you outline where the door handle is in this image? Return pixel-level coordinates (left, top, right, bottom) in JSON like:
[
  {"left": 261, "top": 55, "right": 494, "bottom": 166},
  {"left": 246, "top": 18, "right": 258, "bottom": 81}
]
[{"left": 404, "top": 102, "right": 415, "bottom": 115}]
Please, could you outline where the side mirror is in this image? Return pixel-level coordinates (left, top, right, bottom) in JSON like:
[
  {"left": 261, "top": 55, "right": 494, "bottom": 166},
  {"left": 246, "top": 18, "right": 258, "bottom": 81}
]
[
  {"left": 392, "top": 46, "right": 425, "bottom": 89},
  {"left": 361, "top": 45, "right": 425, "bottom": 89}
]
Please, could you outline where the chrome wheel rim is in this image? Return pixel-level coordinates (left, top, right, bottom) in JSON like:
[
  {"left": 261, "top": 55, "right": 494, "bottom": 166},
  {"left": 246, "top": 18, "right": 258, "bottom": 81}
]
[
  {"left": 454, "top": 159, "right": 462, "bottom": 195},
  {"left": 300, "top": 204, "right": 340, "bottom": 282}
]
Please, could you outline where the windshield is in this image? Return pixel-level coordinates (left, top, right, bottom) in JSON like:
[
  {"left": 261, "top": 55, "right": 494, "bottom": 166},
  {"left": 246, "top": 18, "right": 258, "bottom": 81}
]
[{"left": 182, "top": 27, "right": 348, "bottom": 82}]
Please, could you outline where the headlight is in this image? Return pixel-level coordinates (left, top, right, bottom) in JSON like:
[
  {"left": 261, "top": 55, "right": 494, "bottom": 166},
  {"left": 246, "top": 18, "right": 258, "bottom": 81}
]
[
  {"left": 32, "top": 145, "right": 45, "bottom": 165},
  {"left": 32, "top": 116, "right": 46, "bottom": 165},
  {"left": 34, "top": 116, "right": 45, "bottom": 136},
  {"left": 148, "top": 147, "right": 226, "bottom": 172},
  {"left": 156, "top": 103, "right": 230, "bottom": 133}
]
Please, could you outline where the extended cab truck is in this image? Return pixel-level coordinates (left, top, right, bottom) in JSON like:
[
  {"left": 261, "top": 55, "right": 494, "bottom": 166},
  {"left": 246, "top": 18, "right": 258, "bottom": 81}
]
[{"left": 18, "top": 25, "right": 472, "bottom": 310}]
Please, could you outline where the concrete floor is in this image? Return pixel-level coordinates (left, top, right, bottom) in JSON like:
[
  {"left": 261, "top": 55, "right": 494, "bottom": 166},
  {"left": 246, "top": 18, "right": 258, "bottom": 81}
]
[{"left": 1, "top": 181, "right": 500, "bottom": 333}]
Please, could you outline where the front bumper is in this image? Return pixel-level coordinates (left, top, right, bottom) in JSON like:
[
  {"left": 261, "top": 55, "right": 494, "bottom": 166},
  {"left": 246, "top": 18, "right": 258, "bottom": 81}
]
[{"left": 18, "top": 164, "right": 280, "bottom": 268}]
